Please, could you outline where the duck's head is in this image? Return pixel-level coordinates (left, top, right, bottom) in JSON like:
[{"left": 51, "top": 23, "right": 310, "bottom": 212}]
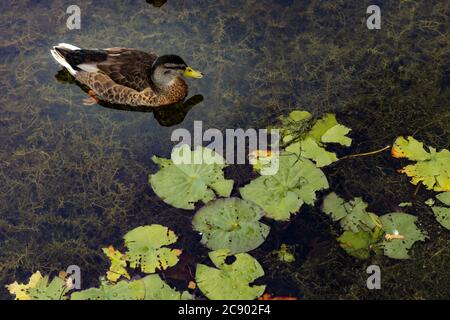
[{"left": 151, "top": 55, "right": 203, "bottom": 87}]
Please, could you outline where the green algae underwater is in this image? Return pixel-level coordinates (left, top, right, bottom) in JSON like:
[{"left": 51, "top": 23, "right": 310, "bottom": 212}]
[{"left": 0, "top": 0, "right": 449, "bottom": 299}]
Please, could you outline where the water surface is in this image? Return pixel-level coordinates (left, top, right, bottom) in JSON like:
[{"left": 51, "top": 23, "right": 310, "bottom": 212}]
[{"left": 0, "top": 0, "right": 449, "bottom": 299}]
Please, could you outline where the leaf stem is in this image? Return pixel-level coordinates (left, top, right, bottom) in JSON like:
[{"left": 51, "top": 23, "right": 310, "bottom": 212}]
[{"left": 340, "top": 145, "right": 391, "bottom": 160}]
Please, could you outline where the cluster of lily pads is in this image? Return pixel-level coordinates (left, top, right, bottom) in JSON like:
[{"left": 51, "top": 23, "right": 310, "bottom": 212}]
[
  {"left": 322, "top": 193, "right": 427, "bottom": 260},
  {"left": 7, "top": 110, "right": 450, "bottom": 300}
]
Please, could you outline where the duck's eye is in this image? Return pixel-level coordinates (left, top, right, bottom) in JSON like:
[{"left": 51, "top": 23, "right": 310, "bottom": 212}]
[{"left": 164, "top": 70, "right": 171, "bottom": 75}]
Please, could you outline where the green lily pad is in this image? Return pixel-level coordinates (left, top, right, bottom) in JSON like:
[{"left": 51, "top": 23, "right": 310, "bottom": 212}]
[
  {"left": 281, "top": 113, "right": 352, "bottom": 167},
  {"left": 192, "top": 198, "right": 270, "bottom": 253},
  {"left": 425, "top": 198, "right": 435, "bottom": 207},
  {"left": 287, "top": 137, "right": 338, "bottom": 167},
  {"left": 337, "top": 227, "right": 383, "bottom": 260},
  {"left": 431, "top": 207, "right": 450, "bottom": 230},
  {"left": 240, "top": 152, "right": 329, "bottom": 221},
  {"left": 392, "top": 137, "right": 450, "bottom": 192},
  {"left": 398, "top": 202, "right": 413, "bottom": 207},
  {"left": 71, "top": 278, "right": 145, "bottom": 300},
  {"left": 380, "top": 213, "right": 427, "bottom": 259},
  {"left": 141, "top": 275, "right": 192, "bottom": 300},
  {"left": 275, "top": 244, "right": 295, "bottom": 263},
  {"left": 8, "top": 273, "right": 68, "bottom": 300},
  {"left": 102, "top": 246, "right": 130, "bottom": 282},
  {"left": 289, "top": 110, "right": 312, "bottom": 122},
  {"left": 322, "top": 193, "right": 380, "bottom": 233},
  {"left": 436, "top": 191, "right": 450, "bottom": 206},
  {"left": 391, "top": 136, "right": 430, "bottom": 161},
  {"left": 149, "top": 145, "right": 233, "bottom": 209},
  {"left": 321, "top": 124, "right": 352, "bottom": 147},
  {"left": 71, "top": 275, "right": 190, "bottom": 300},
  {"left": 124, "top": 225, "right": 182, "bottom": 274},
  {"left": 195, "top": 249, "right": 265, "bottom": 300}
]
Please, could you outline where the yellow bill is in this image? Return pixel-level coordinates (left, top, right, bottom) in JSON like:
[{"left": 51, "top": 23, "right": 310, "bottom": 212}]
[{"left": 184, "top": 66, "right": 204, "bottom": 79}]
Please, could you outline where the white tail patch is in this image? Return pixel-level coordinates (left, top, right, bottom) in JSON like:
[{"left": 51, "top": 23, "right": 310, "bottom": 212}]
[
  {"left": 50, "top": 43, "right": 81, "bottom": 76},
  {"left": 77, "top": 63, "right": 100, "bottom": 73},
  {"left": 57, "top": 43, "right": 80, "bottom": 50}
]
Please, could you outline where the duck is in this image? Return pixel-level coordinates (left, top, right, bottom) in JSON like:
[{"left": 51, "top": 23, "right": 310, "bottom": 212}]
[{"left": 50, "top": 43, "right": 203, "bottom": 107}]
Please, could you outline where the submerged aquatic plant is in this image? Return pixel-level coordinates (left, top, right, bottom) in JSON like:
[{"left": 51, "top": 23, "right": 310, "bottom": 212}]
[
  {"left": 392, "top": 136, "right": 450, "bottom": 192},
  {"left": 149, "top": 145, "right": 233, "bottom": 209},
  {"left": 240, "top": 152, "right": 329, "bottom": 221},
  {"left": 195, "top": 249, "right": 265, "bottom": 300},
  {"left": 192, "top": 198, "right": 270, "bottom": 253},
  {"left": 431, "top": 191, "right": 450, "bottom": 230},
  {"left": 280, "top": 110, "right": 352, "bottom": 167}
]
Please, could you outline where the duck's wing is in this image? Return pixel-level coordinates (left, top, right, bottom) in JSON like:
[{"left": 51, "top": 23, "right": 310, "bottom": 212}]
[
  {"left": 52, "top": 44, "right": 157, "bottom": 91},
  {"left": 97, "top": 48, "right": 157, "bottom": 91}
]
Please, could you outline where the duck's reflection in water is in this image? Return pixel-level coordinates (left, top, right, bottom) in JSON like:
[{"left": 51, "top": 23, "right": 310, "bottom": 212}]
[
  {"left": 146, "top": 0, "right": 167, "bottom": 8},
  {"left": 55, "top": 69, "right": 203, "bottom": 127}
]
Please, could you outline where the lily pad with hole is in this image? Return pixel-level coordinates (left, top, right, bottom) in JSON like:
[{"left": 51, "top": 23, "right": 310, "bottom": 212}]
[
  {"left": 149, "top": 145, "right": 233, "bottom": 209},
  {"left": 195, "top": 249, "right": 265, "bottom": 300},
  {"left": 380, "top": 212, "right": 427, "bottom": 259},
  {"left": 240, "top": 152, "right": 329, "bottom": 221},
  {"left": 124, "top": 225, "right": 182, "bottom": 274},
  {"left": 192, "top": 198, "right": 270, "bottom": 253}
]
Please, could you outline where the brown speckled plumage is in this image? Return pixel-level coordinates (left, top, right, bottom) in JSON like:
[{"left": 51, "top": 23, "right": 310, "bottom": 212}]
[{"left": 51, "top": 46, "right": 189, "bottom": 107}]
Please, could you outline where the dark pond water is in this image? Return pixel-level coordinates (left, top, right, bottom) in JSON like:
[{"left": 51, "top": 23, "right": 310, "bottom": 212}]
[{"left": 0, "top": 0, "right": 449, "bottom": 299}]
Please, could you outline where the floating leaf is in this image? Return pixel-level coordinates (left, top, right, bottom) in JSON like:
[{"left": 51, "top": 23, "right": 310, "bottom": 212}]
[
  {"left": 6, "top": 271, "right": 68, "bottom": 300},
  {"left": 102, "top": 245, "right": 130, "bottom": 282},
  {"left": 240, "top": 152, "right": 329, "bottom": 221},
  {"left": 431, "top": 207, "right": 450, "bottom": 230},
  {"left": 322, "top": 192, "right": 348, "bottom": 221},
  {"left": 282, "top": 113, "right": 351, "bottom": 167},
  {"left": 275, "top": 244, "right": 295, "bottom": 263},
  {"left": 322, "top": 193, "right": 380, "bottom": 233},
  {"left": 288, "top": 137, "right": 338, "bottom": 167},
  {"left": 380, "top": 213, "right": 427, "bottom": 259},
  {"left": 337, "top": 227, "right": 383, "bottom": 260},
  {"left": 71, "top": 278, "right": 145, "bottom": 300},
  {"left": 124, "top": 225, "right": 181, "bottom": 274},
  {"left": 392, "top": 137, "right": 450, "bottom": 192},
  {"left": 192, "top": 198, "right": 270, "bottom": 253},
  {"left": 321, "top": 124, "right": 352, "bottom": 147},
  {"left": 436, "top": 191, "right": 450, "bottom": 206},
  {"left": 6, "top": 271, "right": 43, "bottom": 300},
  {"left": 425, "top": 198, "right": 435, "bottom": 207},
  {"left": 141, "top": 275, "right": 192, "bottom": 300},
  {"left": 149, "top": 145, "right": 233, "bottom": 209},
  {"left": 398, "top": 202, "right": 413, "bottom": 207},
  {"left": 72, "top": 275, "right": 190, "bottom": 301},
  {"left": 195, "top": 249, "right": 265, "bottom": 300},
  {"left": 391, "top": 136, "right": 430, "bottom": 161},
  {"left": 289, "top": 110, "right": 312, "bottom": 122}
]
